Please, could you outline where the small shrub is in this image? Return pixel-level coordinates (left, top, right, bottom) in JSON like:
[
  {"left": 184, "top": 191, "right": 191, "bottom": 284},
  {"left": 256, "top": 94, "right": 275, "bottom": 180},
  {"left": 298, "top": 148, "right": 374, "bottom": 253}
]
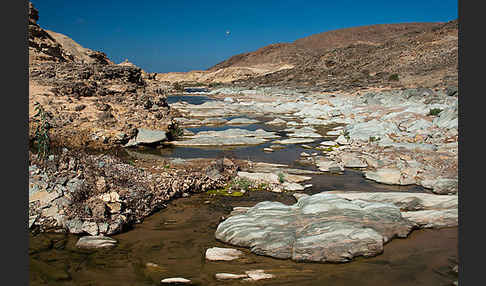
[
  {"left": 343, "top": 130, "right": 350, "bottom": 140},
  {"left": 388, "top": 74, "right": 399, "bottom": 81},
  {"left": 369, "top": 136, "right": 381, "bottom": 142},
  {"left": 428, "top": 108, "right": 443, "bottom": 116},
  {"left": 32, "top": 102, "right": 51, "bottom": 160},
  {"left": 208, "top": 82, "right": 223, "bottom": 88},
  {"left": 278, "top": 172, "right": 285, "bottom": 183},
  {"left": 167, "top": 122, "right": 184, "bottom": 140},
  {"left": 233, "top": 177, "right": 252, "bottom": 191},
  {"left": 172, "top": 82, "right": 184, "bottom": 92}
]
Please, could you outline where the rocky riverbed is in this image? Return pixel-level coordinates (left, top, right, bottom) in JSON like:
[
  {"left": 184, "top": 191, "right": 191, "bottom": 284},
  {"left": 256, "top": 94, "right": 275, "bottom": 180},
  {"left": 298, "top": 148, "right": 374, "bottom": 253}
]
[
  {"left": 28, "top": 148, "right": 238, "bottom": 236},
  {"left": 167, "top": 86, "right": 458, "bottom": 195},
  {"left": 29, "top": 85, "right": 458, "bottom": 285}
]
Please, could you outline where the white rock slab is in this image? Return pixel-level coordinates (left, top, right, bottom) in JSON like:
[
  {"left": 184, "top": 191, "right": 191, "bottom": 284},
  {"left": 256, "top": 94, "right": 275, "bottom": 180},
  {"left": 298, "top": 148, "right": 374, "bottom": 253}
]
[{"left": 205, "top": 247, "right": 243, "bottom": 261}]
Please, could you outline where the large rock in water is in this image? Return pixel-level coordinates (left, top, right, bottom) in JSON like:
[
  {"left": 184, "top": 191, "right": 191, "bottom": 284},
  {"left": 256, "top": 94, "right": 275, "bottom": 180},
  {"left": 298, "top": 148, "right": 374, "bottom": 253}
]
[
  {"left": 124, "top": 128, "right": 167, "bottom": 147},
  {"left": 215, "top": 193, "right": 414, "bottom": 263}
]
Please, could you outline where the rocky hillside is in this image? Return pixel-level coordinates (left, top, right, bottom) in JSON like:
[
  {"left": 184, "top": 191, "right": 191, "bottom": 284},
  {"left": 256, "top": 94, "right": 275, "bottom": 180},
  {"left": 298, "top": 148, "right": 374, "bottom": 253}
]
[
  {"left": 28, "top": 2, "right": 111, "bottom": 65},
  {"left": 211, "top": 21, "right": 458, "bottom": 91},
  {"left": 28, "top": 2, "right": 174, "bottom": 149}
]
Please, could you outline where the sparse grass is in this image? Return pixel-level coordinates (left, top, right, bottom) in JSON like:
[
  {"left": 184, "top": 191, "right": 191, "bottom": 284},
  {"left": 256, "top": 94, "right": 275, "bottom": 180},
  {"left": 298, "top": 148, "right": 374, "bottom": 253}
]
[
  {"left": 232, "top": 177, "right": 252, "bottom": 191},
  {"left": 207, "top": 189, "right": 244, "bottom": 197},
  {"left": 343, "top": 130, "right": 350, "bottom": 140},
  {"left": 428, "top": 108, "right": 443, "bottom": 116},
  {"left": 208, "top": 82, "right": 225, "bottom": 88}
]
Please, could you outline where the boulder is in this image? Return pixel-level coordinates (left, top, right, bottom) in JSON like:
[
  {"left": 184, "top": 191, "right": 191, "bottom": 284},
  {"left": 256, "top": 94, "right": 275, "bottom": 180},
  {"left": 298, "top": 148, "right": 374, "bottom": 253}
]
[
  {"left": 161, "top": 278, "right": 191, "bottom": 284},
  {"left": 215, "top": 193, "right": 414, "bottom": 263},
  {"left": 205, "top": 247, "right": 243, "bottom": 261},
  {"left": 124, "top": 128, "right": 167, "bottom": 147}
]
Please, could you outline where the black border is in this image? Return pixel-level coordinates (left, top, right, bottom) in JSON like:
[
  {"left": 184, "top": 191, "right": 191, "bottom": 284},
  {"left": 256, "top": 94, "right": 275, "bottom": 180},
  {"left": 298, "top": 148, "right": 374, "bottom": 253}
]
[{"left": 3, "top": 0, "right": 29, "bottom": 285}]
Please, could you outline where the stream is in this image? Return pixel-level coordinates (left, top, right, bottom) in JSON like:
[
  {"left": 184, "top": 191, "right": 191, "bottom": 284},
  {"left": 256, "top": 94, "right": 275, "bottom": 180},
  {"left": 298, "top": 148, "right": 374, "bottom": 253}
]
[{"left": 29, "top": 93, "right": 458, "bottom": 285}]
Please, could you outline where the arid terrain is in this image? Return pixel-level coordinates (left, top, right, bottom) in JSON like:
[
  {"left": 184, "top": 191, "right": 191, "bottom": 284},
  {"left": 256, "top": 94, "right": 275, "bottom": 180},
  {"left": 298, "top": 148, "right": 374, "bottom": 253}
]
[
  {"left": 28, "top": 1, "right": 458, "bottom": 285},
  {"left": 157, "top": 20, "right": 457, "bottom": 93}
]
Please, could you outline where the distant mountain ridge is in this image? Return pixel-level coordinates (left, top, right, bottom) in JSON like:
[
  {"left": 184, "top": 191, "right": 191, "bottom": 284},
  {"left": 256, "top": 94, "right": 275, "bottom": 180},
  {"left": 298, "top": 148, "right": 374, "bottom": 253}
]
[
  {"left": 209, "top": 22, "right": 442, "bottom": 71},
  {"left": 206, "top": 20, "right": 458, "bottom": 91}
]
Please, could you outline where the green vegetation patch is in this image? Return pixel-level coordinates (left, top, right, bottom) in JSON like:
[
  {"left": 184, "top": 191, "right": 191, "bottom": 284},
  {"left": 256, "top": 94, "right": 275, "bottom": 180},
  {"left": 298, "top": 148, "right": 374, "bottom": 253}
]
[
  {"left": 207, "top": 189, "right": 245, "bottom": 197},
  {"left": 428, "top": 108, "right": 443, "bottom": 116},
  {"left": 388, "top": 73, "right": 399, "bottom": 81}
]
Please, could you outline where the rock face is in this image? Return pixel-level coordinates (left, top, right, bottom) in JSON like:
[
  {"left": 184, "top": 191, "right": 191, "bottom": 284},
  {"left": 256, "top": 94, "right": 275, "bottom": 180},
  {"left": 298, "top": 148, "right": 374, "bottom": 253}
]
[{"left": 215, "top": 193, "right": 414, "bottom": 263}]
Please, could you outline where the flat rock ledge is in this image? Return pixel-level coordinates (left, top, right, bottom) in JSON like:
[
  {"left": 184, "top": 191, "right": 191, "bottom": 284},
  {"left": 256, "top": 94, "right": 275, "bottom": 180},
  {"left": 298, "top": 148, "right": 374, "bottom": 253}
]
[{"left": 215, "top": 193, "right": 414, "bottom": 263}]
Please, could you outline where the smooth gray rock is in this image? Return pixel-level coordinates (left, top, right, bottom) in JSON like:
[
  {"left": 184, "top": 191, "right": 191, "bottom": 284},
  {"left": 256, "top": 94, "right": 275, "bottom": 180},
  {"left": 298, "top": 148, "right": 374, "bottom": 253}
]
[
  {"left": 266, "top": 118, "right": 287, "bottom": 125},
  {"left": 421, "top": 177, "right": 458, "bottom": 194},
  {"left": 161, "top": 277, "right": 191, "bottom": 284},
  {"left": 124, "top": 128, "right": 167, "bottom": 147},
  {"left": 282, "top": 182, "right": 305, "bottom": 191},
  {"left": 364, "top": 168, "right": 404, "bottom": 185},
  {"left": 244, "top": 270, "right": 275, "bottom": 281},
  {"left": 401, "top": 209, "right": 458, "bottom": 228},
  {"left": 215, "top": 273, "right": 248, "bottom": 280},
  {"left": 205, "top": 247, "right": 243, "bottom": 261},
  {"left": 345, "top": 120, "right": 400, "bottom": 141},
  {"left": 326, "top": 192, "right": 458, "bottom": 211},
  {"left": 340, "top": 154, "right": 367, "bottom": 168},
  {"left": 273, "top": 138, "right": 316, "bottom": 144},
  {"left": 433, "top": 101, "right": 458, "bottom": 129},
  {"left": 320, "top": 140, "right": 337, "bottom": 146},
  {"left": 75, "top": 235, "right": 117, "bottom": 249},
  {"left": 215, "top": 193, "right": 413, "bottom": 263},
  {"left": 237, "top": 172, "right": 279, "bottom": 184}
]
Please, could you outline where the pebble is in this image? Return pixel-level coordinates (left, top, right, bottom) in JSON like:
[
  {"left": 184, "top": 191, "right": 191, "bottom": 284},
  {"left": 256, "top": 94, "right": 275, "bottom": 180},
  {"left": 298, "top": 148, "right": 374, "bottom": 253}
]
[{"left": 161, "top": 277, "right": 191, "bottom": 284}]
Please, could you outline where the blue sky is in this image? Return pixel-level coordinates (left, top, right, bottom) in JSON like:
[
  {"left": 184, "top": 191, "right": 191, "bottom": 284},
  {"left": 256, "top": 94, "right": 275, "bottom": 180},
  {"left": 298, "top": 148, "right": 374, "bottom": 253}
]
[{"left": 32, "top": 0, "right": 457, "bottom": 73}]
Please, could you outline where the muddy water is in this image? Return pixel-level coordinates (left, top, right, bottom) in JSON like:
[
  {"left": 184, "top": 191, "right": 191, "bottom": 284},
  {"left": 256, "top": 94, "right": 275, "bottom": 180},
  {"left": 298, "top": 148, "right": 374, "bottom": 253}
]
[{"left": 29, "top": 191, "right": 458, "bottom": 286}]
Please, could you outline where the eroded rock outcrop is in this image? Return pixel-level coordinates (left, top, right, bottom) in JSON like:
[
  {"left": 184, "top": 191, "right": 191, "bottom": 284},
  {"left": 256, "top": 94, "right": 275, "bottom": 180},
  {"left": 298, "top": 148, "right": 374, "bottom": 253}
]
[
  {"left": 215, "top": 193, "right": 415, "bottom": 263},
  {"left": 215, "top": 191, "right": 458, "bottom": 263}
]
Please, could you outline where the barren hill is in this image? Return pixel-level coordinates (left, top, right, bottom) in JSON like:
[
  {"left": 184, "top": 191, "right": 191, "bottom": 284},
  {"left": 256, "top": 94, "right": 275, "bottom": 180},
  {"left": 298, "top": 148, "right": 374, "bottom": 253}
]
[
  {"left": 210, "top": 22, "right": 441, "bottom": 71},
  {"left": 157, "top": 21, "right": 457, "bottom": 91},
  {"left": 209, "top": 21, "right": 458, "bottom": 91}
]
